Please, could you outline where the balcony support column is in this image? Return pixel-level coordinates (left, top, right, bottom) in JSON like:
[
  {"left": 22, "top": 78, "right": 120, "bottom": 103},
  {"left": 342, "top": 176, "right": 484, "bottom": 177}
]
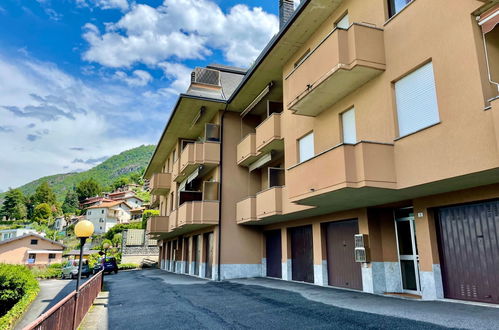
[
  {"left": 312, "top": 223, "right": 328, "bottom": 286},
  {"left": 199, "top": 234, "right": 206, "bottom": 278},
  {"left": 281, "top": 228, "right": 291, "bottom": 281}
]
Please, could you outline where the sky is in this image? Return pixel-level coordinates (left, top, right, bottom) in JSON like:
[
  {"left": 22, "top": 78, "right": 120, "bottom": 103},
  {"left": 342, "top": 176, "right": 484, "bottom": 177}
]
[{"left": 0, "top": 0, "right": 296, "bottom": 192}]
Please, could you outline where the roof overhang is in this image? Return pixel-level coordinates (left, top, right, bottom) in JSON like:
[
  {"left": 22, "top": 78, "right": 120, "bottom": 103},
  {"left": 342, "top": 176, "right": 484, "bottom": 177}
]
[
  {"left": 144, "top": 94, "right": 226, "bottom": 179},
  {"left": 228, "top": 0, "right": 346, "bottom": 112}
]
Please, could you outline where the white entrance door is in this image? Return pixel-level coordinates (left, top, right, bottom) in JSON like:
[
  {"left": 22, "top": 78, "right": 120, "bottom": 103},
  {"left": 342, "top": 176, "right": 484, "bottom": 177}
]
[{"left": 394, "top": 208, "right": 421, "bottom": 294}]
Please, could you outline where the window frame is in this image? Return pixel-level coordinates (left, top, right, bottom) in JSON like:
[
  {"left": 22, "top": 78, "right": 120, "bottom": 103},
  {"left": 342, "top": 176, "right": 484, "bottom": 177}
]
[
  {"left": 297, "top": 131, "right": 315, "bottom": 164},
  {"left": 341, "top": 107, "right": 357, "bottom": 144},
  {"left": 30, "top": 239, "right": 38, "bottom": 245},
  {"left": 387, "top": 0, "right": 413, "bottom": 19}
]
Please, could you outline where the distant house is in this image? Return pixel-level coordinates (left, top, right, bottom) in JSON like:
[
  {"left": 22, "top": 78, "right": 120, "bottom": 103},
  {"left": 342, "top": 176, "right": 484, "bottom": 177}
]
[
  {"left": 108, "top": 191, "right": 143, "bottom": 207},
  {"left": 53, "top": 216, "right": 67, "bottom": 231},
  {"left": 0, "top": 234, "right": 65, "bottom": 265},
  {"left": 80, "top": 196, "right": 114, "bottom": 209},
  {"left": 0, "top": 228, "right": 45, "bottom": 242},
  {"left": 85, "top": 201, "right": 133, "bottom": 234},
  {"left": 130, "top": 207, "right": 145, "bottom": 222}
]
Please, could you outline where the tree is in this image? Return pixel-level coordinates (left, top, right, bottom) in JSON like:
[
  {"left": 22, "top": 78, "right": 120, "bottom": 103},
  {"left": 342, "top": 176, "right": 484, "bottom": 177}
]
[
  {"left": 112, "top": 233, "right": 122, "bottom": 248},
  {"left": 62, "top": 188, "right": 79, "bottom": 214},
  {"left": 112, "top": 177, "right": 129, "bottom": 191},
  {"left": 33, "top": 203, "right": 52, "bottom": 225},
  {"left": 32, "top": 181, "right": 57, "bottom": 206},
  {"left": 76, "top": 178, "right": 101, "bottom": 202},
  {"left": 0, "top": 189, "right": 27, "bottom": 220}
]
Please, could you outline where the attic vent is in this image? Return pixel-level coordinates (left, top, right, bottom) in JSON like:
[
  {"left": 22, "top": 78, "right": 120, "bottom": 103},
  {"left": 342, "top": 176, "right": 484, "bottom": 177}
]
[{"left": 191, "top": 68, "right": 220, "bottom": 86}]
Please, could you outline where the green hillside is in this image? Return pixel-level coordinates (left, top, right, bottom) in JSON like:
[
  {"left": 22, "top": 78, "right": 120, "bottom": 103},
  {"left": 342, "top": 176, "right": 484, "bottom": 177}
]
[{"left": 6, "top": 145, "right": 155, "bottom": 201}]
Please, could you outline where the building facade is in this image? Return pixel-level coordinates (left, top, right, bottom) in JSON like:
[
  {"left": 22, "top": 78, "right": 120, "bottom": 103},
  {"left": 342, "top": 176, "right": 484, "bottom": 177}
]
[
  {"left": 0, "top": 228, "right": 44, "bottom": 241},
  {"left": 145, "top": 0, "right": 499, "bottom": 304},
  {"left": 0, "top": 234, "right": 64, "bottom": 265},
  {"left": 85, "top": 201, "right": 133, "bottom": 234}
]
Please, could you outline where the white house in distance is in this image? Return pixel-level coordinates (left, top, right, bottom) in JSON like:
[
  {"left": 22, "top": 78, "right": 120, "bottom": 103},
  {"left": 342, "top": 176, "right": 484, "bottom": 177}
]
[
  {"left": 85, "top": 201, "right": 133, "bottom": 234},
  {"left": 0, "top": 228, "right": 45, "bottom": 241},
  {"left": 107, "top": 191, "right": 143, "bottom": 209}
]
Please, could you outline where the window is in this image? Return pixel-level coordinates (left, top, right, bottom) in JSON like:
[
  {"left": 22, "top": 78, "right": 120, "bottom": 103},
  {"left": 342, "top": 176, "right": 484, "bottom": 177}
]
[
  {"left": 87, "top": 211, "right": 91, "bottom": 215},
  {"left": 298, "top": 132, "right": 315, "bottom": 163},
  {"left": 395, "top": 62, "right": 439, "bottom": 137},
  {"left": 336, "top": 13, "right": 349, "bottom": 29},
  {"left": 342, "top": 108, "right": 357, "bottom": 144},
  {"left": 101, "top": 210, "right": 104, "bottom": 214},
  {"left": 49, "top": 253, "right": 56, "bottom": 259},
  {"left": 28, "top": 253, "right": 36, "bottom": 263},
  {"left": 30, "top": 239, "right": 38, "bottom": 245},
  {"left": 388, "top": 0, "right": 412, "bottom": 18}
]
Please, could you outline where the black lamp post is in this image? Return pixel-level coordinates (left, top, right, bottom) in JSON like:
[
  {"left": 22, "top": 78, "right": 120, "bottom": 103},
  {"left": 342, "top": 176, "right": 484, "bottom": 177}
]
[{"left": 74, "top": 220, "right": 94, "bottom": 292}]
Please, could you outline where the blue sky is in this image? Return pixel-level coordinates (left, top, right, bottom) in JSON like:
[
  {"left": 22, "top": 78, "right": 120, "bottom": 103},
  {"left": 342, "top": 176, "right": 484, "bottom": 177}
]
[{"left": 0, "top": 0, "right": 286, "bottom": 191}]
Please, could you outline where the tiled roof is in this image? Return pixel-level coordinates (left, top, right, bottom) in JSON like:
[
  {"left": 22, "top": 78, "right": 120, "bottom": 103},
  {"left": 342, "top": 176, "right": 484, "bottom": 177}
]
[
  {"left": 0, "top": 233, "right": 66, "bottom": 248},
  {"left": 86, "top": 200, "right": 131, "bottom": 209}
]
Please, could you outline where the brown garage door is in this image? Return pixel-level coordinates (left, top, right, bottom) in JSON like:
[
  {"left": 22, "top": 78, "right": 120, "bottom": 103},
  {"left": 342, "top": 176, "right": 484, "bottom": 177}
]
[
  {"left": 437, "top": 201, "right": 499, "bottom": 304},
  {"left": 204, "top": 232, "right": 214, "bottom": 279},
  {"left": 289, "top": 225, "right": 314, "bottom": 283},
  {"left": 265, "top": 230, "right": 282, "bottom": 278},
  {"left": 326, "top": 219, "right": 362, "bottom": 290}
]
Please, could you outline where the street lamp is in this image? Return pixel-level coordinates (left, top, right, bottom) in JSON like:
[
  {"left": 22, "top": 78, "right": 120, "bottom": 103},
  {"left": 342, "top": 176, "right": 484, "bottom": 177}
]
[{"left": 74, "top": 220, "right": 94, "bottom": 292}]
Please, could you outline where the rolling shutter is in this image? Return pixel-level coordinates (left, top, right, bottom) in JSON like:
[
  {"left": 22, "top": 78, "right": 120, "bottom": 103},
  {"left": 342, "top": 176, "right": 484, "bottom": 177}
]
[
  {"left": 342, "top": 108, "right": 356, "bottom": 144},
  {"left": 395, "top": 62, "right": 440, "bottom": 137}
]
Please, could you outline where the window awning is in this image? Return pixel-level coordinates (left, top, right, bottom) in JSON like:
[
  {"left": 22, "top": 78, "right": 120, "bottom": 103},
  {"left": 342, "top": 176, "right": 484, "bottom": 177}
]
[
  {"left": 28, "top": 250, "right": 63, "bottom": 254},
  {"left": 479, "top": 5, "right": 499, "bottom": 34}
]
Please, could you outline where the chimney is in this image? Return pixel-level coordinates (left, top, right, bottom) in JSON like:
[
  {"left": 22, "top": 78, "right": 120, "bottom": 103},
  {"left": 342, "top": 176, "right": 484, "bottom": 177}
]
[{"left": 279, "top": 0, "right": 295, "bottom": 29}]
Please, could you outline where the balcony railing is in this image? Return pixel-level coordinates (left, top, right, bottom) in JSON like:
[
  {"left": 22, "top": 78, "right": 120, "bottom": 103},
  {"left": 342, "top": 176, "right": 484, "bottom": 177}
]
[
  {"left": 237, "top": 133, "right": 258, "bottom": 166},
  {"left": 176, "top": 141, "right": 220, "bottom": 182},
  {"left": 256, "top": 113, "right": 283, "bottom": 154},
  {"left": 286, "top": 23, "right": 385, "bottom": 116},
  {"left": 177, "top": 200, "right": 219, "bottom": 227},
  {"left": 169, "top": 209, "right": 178, "bottom": 232},
  {"left": 146, "top": 216, "right": 170, "bottom": 235},
  {"left": 236, "top": 196, "right": 257, "bottom": 224},
  {"left": 287, "top": 141, "right": 396, "bottom": 204},
  {"left": 150, "top": 172, "right": 172, "bottom": 195},
  {"left": 256, "top": 187, "right": 283, "bottom": 218}
]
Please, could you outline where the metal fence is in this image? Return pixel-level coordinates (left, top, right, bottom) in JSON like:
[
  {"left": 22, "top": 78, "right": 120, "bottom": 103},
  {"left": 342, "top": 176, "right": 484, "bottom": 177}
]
[{"left": 24, "top": 270, "right": 103, "bottom": 330}]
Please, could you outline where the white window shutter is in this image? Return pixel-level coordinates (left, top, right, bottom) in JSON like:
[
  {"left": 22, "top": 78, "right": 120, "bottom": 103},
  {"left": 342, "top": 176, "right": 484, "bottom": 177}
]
[
  {"left": 395, "top": 62, "right": 440, "bottom": 137},
  {"left": 342, "top": 108, "right": 356, "bottom": 144},
  {"left": 299, "top": 132, "right": 314, "bottom": 163}
]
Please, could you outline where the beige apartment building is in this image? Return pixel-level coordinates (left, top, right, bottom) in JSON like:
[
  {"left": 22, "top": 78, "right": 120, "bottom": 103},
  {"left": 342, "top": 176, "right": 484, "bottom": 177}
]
[{"left": 144, "top": 0, "right": 499, "bottom": 304}]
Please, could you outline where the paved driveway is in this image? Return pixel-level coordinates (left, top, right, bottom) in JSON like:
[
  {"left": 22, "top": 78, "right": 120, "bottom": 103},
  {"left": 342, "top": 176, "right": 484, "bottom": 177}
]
[
  {"left": 81, "top": 270, "right": 499, "bottom": 330},
  {"left": 16, "top": 277, "right": 90, "bottom": 329}
]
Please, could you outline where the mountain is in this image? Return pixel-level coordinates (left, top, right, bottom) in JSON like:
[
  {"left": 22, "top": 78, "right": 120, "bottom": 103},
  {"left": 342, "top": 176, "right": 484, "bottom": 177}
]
[{"left": 4, "top": 145, "right": 155, "bottom": 202}]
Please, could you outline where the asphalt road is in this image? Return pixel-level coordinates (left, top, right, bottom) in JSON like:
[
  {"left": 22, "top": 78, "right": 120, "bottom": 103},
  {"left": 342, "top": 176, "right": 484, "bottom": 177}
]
[
  {"left": 16, "top": 276, "right": 90, "bottom": 329},
  {"left": 85, "top": 270, "right": 488, "bottom": 330}
]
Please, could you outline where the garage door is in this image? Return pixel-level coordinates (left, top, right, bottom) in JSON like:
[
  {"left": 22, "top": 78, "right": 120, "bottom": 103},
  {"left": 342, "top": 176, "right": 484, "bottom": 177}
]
[
  {"left": 437, "top": 200, "right": 499, "bottom": 304},
  {"left": 265, "top": 230, "right": 282, "bottom": 278},
  {"left": 326, "top": 219, "right": 362, "bottom": 290},
  {"left": 289, "top": 225, "right": 314, "bottom": 283}
]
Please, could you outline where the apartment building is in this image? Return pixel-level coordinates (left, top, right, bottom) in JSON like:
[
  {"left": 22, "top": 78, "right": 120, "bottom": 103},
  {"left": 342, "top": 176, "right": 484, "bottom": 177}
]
[{"left": 145, "top": 0, "right": 499, "bottom": 304}]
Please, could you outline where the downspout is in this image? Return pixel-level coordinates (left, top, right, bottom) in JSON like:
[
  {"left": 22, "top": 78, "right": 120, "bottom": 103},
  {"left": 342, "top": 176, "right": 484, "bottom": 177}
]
[{"left": 218, "top": 102, "right": 229, "bottom": 281}]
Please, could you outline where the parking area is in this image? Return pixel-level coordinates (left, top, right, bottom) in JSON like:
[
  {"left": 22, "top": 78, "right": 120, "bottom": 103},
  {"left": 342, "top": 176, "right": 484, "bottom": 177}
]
[{"left": 81, "top": 269, "right": 499, "bottom": 330}]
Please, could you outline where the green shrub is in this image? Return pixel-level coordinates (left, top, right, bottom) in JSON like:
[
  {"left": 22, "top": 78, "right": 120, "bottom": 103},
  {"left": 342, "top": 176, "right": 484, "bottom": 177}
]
[
  {"left": 30, "top": 264, "right": 62, "bottom": 279},
  {"left": 0, "top": 264, "right": 40, "bottom": 329},
  {"left": 118, "top": 263, "right": 140, "bottom": 270}
]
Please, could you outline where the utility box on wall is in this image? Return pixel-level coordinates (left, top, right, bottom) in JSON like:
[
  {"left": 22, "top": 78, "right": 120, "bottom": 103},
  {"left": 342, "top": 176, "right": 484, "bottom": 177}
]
[{"left": 354, "top": 234, "right": 370, "bottom": 263}]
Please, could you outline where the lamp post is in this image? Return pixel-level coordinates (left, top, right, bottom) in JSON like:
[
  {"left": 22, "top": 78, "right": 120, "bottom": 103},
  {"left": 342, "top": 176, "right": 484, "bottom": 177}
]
[{"left": 74, "top": 220, "right": 94, "bottom": 292}]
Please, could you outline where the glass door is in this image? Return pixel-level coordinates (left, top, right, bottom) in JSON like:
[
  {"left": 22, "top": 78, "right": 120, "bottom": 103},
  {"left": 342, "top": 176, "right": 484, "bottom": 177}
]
[{"left": 394, "top": 208, "right": 421, "bottom": 294}]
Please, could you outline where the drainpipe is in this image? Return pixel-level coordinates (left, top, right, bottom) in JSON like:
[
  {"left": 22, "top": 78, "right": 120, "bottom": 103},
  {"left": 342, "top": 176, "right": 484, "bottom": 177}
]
[{"left": 218, "top": 103, "right": 228, "bottom": 281}]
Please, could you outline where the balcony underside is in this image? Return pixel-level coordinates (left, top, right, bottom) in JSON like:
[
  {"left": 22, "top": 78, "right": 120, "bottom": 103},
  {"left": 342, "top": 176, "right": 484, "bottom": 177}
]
[
  {"left": 151, "top": 223, "right": 217, "bottom": 240},
  {"left": 289, "top": 64, "right": 385, "bottom": 116},
  {"left": 175, "top": 162, "right": 218, "bottom": 183},
  {"left": 245, "top": 167, "right": 499, "bottom": 226}
]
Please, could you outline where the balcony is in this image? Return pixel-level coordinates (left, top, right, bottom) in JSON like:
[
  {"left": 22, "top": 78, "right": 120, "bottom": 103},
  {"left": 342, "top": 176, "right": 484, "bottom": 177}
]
[
  {"left": 176, "top": 142, "right": 220, "bottom": 182},
  {"left": 256, "top": 187, "right": 283, "bottom": 218},
  {"left": 150, "top": 173, "right": 172, "bottom": 195},
  {"left": 172, "top": 159, "right": 180, "bottom": 181},
  {"left": 236, "top": 196, "right": 257, "bottom": 224},
  {"left": 287, "top": 141, "right": 396, "bottom": 205},
  {"left": 237, "top": 133, "right": 258, "bottom": 166},
  {"left": 255, "top": 113, "right": 283, "bottom": 154},
  {"left": 169, "top": 209, "right": 178, "bottom": 232},
  {"left": 286, "top": 23, "right": 385, "bottom": 116},
  {"left": 146, "top": 216, "right": 169, "bottom": 235},
  {"left": 177, "top": 201, "right": 219, "bottom": 228}
]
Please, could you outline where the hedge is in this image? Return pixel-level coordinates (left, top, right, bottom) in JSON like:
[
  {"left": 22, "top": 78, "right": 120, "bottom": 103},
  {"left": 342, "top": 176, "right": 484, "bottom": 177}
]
[
  {"left": 118, "top": 263, "right": 140, "bottom": 270},
  {"left": 0, "top": 264, "right": 40, "bottom": 329},
  {"left": 30, "top": 263, "right": 63, "bottom": 279}
]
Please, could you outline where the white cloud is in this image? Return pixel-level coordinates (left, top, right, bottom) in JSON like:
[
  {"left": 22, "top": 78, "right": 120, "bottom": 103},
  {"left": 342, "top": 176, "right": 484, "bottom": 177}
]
[
  {"left": 157, "top": 62, "right": 191, "bottom": 95},
  {"left": 0, "top": 54, "right": 170, "bottom": 191},
  {"left": 113, "top": 69, "right": 153, "bottom": 86},
  {"left": 76, "top": 0, "right": 129, "bottom": 11},
  {"left": 82, "top": 0, "right": 278, "bottom": 68}
]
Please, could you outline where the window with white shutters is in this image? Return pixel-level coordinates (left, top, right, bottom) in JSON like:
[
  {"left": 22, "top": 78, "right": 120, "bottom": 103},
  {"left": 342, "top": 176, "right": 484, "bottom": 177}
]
[
  {"left": 395, "top": 62, "right": 440, "bottom": 137},
  {"left": 342, "top": 108, "right": 356, "bottom": 144},
  {"left": 298, "top": 132, "right": 314, "bottom": 163}
]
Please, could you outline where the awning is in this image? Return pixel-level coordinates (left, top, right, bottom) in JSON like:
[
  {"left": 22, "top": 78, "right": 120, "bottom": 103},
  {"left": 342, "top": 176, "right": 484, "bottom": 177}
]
[
  {"left": 28, "top": 250, "right": 63, "bottom": 254},
  {"left": 479, "top": 5, "right": 499, "bottom": 34}
]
